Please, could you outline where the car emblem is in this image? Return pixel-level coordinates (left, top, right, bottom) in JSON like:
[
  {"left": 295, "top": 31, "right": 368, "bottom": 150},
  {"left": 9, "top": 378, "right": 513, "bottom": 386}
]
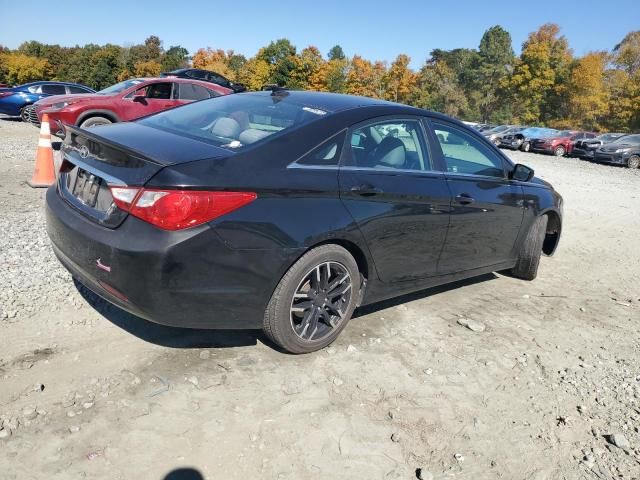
[
  {"left": 96, "top": 258, "right": 111, "bottom": 272},
  {"left": 79, "top": 145, "right": 90, "bottom": 158}
]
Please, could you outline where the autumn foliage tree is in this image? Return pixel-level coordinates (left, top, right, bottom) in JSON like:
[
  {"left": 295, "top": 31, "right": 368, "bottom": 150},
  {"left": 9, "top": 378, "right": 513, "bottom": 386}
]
[{"left": 2, "top": 28, "right": 639, "bottom": 131}]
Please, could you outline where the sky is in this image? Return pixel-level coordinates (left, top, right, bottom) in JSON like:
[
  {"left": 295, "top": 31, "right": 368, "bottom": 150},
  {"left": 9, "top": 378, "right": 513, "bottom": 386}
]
[{"left": 2, "top": 0, "right": 639, "bottom": 69}]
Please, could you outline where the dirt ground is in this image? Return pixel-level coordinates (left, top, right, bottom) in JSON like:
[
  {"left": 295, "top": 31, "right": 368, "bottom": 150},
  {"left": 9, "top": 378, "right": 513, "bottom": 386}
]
[{"left": 1, "top": 117, "right": 639, "bottom": 480}]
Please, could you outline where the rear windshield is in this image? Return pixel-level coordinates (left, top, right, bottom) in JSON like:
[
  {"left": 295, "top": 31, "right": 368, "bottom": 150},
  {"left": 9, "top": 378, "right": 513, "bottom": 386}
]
[{"left": 138, "top": 93, "right": 329, "bottom": 149}]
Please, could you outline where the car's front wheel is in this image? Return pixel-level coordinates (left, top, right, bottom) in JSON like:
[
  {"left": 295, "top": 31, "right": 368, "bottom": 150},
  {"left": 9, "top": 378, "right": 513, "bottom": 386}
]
[
  {"left": 263, "top": 245, "right": 361, "bottom": 354},
  {"left": 628, "top": 155, "right": 640, "bottom": 169},
  {"left": 521, "top": 141, "right": 530, "bottom": 152},
  {"left": 510, "top": 215, "right": 548, "bottom": 281},
  {"left": 79, "top": 116, "right": 112, "bottom": 129},
  {"left": 20, "top": 106, "right": 30, "bottom": 123},
  {"left": 553, "top": 145, "right": 566, "bottom": 156}
]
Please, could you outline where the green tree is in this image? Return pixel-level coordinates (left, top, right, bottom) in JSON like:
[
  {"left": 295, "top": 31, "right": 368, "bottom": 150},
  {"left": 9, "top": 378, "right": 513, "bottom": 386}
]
[
  {"left": 328, "top": 45, "right": 345, "bottom": 61},
  {"left": 161, "top": 46, "right": 189, "bottom": 71}
]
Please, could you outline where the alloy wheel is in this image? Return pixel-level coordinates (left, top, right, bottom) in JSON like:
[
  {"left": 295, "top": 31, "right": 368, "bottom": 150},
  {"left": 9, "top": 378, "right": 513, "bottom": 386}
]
[{"left": 290, "top": 261, "right": 353, "bottom": 342}]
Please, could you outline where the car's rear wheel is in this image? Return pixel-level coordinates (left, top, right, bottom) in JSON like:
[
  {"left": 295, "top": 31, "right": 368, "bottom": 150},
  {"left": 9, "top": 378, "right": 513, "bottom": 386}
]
[
  {"left": 628, "top": 155, "right": 640, "bottom": 169},
  {"left": 263, "top": 245, "right": 360, "bottom": 354},
  {"left": 553, "top": 145, "right": 566, "bottom": 156},
  {"left": 79, "top": 116, "right": 112, "bottom": 129},
  {"left": 510, "top": 215, "right": 548, "bottom": 281},
  {"left": 521, "top": 141, "right": 530, "bottom": 152}
]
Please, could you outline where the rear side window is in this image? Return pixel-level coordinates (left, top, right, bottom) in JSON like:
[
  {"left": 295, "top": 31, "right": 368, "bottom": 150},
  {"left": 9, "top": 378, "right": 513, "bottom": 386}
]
[
  {"left": 68, "top": 86, "right": 91, "bottom": 94},
  {"left": 295, "top": 130, "right": 346, "bottom": 167},
  {"left": 42, "top": 84, "right": 66, "bottom": 95},
  {"left": 433, "top": 122, "right": 505, "bottom": 178},
  {"left": 187, "top": 70, "right": 207, "bottom": 80},
  {"left": 179, "top": 83, "right": 211, "bottom": 101}
]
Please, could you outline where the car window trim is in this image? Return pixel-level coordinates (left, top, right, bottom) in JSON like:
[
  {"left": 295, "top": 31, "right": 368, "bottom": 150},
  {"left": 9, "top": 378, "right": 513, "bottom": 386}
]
[
  {"left": 340, "top": 114, "right": 436, "bottom": 173},
  {"left": 287, "top": 129, "right": 347, "bottom": 170}
]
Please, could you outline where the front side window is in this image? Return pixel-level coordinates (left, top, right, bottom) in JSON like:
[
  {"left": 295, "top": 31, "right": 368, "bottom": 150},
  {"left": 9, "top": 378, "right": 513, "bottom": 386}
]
[
  {"left": 134, "top": 83, "right": 173, "bottom": 100},
  {"left": 42, "top": 84, "right": 66, "bottom": 95},
  {"left": 433, "top": 122, "right": 505, "bottom": 178},
  {"left": 348, "top": 119, "right": 429, "bottom": 171}
]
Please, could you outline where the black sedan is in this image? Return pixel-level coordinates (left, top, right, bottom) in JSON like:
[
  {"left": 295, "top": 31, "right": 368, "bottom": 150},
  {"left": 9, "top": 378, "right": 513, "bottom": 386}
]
[
  {"left": 161, "top": 68, "right": 247, "bottom": 93},
  {"left": 593, "top": 134, "right": 640, "bottom": 168},
  {"left": 46, "top": 91, "right": 563, "bottom": 353},
  {"left": 572, "top": 132, "right": 628, "bottom": 160}
]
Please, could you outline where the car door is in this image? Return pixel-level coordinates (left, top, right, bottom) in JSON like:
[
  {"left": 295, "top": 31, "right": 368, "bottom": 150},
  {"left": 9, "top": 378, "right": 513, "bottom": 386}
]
[
  {"left": 338, "top": 116, "right": 451, "bottom": 283},
  {"left": 429, "top": 120, "right": 525, "bottom": 274},
  {"left": 122, "top": 82, "right": 177, "bottom": 120}
]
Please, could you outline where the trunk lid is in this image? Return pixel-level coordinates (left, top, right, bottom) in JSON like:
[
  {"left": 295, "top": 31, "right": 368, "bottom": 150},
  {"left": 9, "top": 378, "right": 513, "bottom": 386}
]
[{"left": 58, "top": 124, "right": 232, "bottom": 228}]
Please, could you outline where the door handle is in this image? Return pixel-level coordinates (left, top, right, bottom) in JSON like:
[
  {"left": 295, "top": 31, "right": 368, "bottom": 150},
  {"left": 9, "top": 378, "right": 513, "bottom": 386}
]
[
  {"left": 455, "top": 193, "right": 475, "bottom": 205},
  {"left": 351, "top": 184, "right": 383, "bottom": 196}
]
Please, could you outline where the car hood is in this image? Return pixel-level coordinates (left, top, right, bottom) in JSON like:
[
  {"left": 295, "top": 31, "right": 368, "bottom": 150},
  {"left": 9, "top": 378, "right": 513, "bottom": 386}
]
[
  {"left": 35, "top": 93, "right": 107, "bottom": 107},
  {"left": 600, "top": 143, "right": 636, "bottom": 152}
]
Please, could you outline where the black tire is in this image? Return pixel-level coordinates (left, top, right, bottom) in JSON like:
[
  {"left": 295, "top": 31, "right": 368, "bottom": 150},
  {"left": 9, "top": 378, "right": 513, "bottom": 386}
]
[
  {"left": 521, "top": 141, "right": 530, "bottom": 152},
  {"left": 493, "top": 137, "right": 501, "bottom": 146},
  {"left": 79, "top": 116, "right": 112, "bottom": 129},
  {"left": 553, "top": 145, "right": 566, "bottom": 156},
  {"left": 263, "top": 245, "right": 361, "bottom": 354},
  {"left": 628, "top": 155, "right": 640, "bottom": 169},
  {"left": 20, "top": 106, "right": 30, "bottom": 122},
  {"left": 510, "top": 215, "right": 548, "bottom": 281}
]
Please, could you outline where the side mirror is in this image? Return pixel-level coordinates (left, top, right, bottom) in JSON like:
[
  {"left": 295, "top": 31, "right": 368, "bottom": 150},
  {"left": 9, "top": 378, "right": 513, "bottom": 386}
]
[
  {"left": 511, "top": 163, "right": 534, "bottom": 182},
  {"left": 132, "top": 93, "right": 146, "bottom": 103}
]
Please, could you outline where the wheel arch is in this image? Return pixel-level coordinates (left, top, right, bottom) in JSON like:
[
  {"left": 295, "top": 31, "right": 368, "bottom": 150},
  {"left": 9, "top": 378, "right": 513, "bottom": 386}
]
[
  {"left": 76, "top": 109, "right": 120, "bottom": 126},
  {"left": 541, "top": 209, "right": 562, "bottom": 255}
]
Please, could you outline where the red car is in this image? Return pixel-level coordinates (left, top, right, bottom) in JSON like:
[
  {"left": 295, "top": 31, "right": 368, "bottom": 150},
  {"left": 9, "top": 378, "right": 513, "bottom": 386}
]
[
  {"left": 530, "top": 130, "right": 597, "bottom": 156},
  {"left": 33, "top": 77, "right": 232, "bottom": 136}
]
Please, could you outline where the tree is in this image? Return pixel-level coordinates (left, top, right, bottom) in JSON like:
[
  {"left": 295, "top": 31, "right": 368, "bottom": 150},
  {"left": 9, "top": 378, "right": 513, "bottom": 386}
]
[
  {"left": 346, "top": 55, "right": 378, "bottom": 97},
  {"left": 161, "top": 46, "right": 189, "bottom": 71},
  {"left": 134, "top": 60, "right": 162, "bottom": 77},
  {"left": 566, "top": 52, "right": 609, "bottom": 129},
  {"left": 238, "top": 57, "right": 271, "bottom": 91},
  {"left": 385, "top": 54, "right": 416, "bottom": 103},
  {"left": 289, "top": 46, "right": 324, "bottom": 89},
  {"left": 328, "top": 45, "right": 345, "bottom": 61},
  {"left": 1, "top": 53, "right": 51, "bottom": 85},
  {"left": 415, "top": 60, "right": 468, "bottom": 117},
  {"left": 505, "top": 23, "right": 572, "bottom": 124},
  {"left": 476, "top": 26, "right": 515, "bottom": 122}
]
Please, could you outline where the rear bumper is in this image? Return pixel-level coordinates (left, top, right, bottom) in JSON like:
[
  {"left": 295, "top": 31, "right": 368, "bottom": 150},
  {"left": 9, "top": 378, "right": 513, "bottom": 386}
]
[{"left": 46, "top": 185, "right": 301, "bottom": 329}]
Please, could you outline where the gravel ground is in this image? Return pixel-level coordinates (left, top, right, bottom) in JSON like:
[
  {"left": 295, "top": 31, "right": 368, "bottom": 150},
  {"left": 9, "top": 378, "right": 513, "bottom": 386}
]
[{"left": 1, "top": 117, "right": 640, "bottom": 479}]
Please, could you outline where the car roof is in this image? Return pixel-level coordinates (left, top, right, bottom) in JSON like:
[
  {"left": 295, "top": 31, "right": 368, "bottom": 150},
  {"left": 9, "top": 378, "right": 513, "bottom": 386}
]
[
  {"left": 19, "top": 81, "right": 90, "bottom": 87},
  {"left": 238, "top": 90, "right": 412, "bottom": 114}
]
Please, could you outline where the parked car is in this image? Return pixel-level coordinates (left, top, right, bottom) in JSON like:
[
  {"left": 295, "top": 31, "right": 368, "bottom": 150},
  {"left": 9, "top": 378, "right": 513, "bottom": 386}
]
[
  {"left": 0, "top": 81, "right": 95, "bottom": 122},
  {"left": 593, "top": 134, "right": 640, "bottom": 168},
  {"left": 32, "top": 77, "right": 232, "bottom": 136},
  {"left": 500, "top": 127, "right": 558, "bottom": 152},
  {"left": 530, "top": 131, "right": 597, "bottom": 156},
  {"left": 45, "top": 90, "right": 563, "bottom": 353},
  {"left": 571, "top": 133, "right": 628, "bottom": 160},
  {"left": 161, "top": 68, "right": 247, "bottom": 93},
  {"left": 483, "top": 125, "right": 524, "bottom": 146}
]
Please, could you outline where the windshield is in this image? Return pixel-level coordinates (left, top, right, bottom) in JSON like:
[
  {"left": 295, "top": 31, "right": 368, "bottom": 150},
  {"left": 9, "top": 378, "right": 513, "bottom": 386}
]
[
  {"left": 139, "top": 93, "right": 330, "bottom": 149},
  {"left": 488, "top": 125, "right": 510, "bottom": 133},
  {"left": 612, "top": 134, "right": 640, "bottom": 145},
  {"left": 98, "top": 79, "right": 145, "bottom": 95},
  {"left": 599, "top": 133, "right": 623, "bottom": 142}
]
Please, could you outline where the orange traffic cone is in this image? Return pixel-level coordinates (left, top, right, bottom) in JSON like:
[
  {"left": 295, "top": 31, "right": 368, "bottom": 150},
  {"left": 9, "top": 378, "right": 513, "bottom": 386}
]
[{"left": 27, "top": 113, "right": 56, "bottom": 188}]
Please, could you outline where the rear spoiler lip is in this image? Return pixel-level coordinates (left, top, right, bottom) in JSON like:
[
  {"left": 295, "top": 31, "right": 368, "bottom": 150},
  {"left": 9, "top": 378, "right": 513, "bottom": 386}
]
[{"left": 62, "top": 123, "right": 164, "bottom": 166}]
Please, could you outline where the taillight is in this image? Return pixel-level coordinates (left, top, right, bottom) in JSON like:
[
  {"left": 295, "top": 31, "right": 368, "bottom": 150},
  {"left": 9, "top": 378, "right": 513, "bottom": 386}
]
[{"left": 109, "top": 187, "right": 257, "bottom": 231}]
